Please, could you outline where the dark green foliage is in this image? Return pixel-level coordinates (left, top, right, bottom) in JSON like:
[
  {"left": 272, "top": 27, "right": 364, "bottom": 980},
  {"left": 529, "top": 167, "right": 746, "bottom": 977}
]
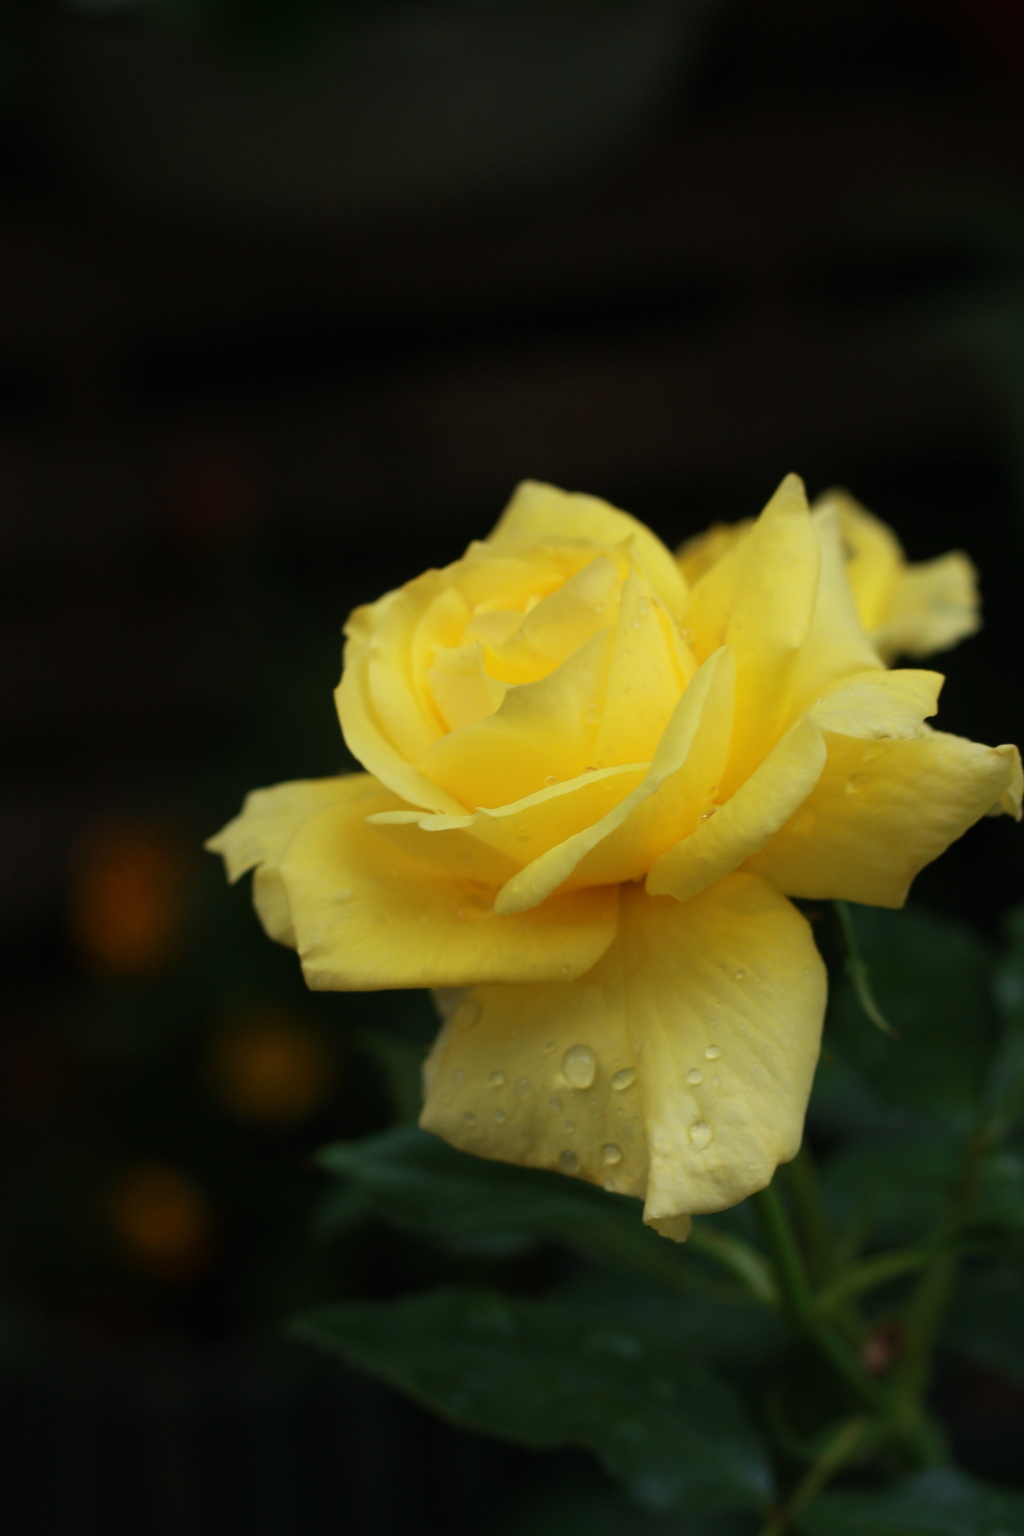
[
  {"left": 297, "top": 902, "right": 1024, "bottom": 1533},
  {"left": 796, "top": 1468, "right": 1024, "bottom": 1535},
  {"left": 293, "top": 1287, "right": 774, "bottom": 1515}
]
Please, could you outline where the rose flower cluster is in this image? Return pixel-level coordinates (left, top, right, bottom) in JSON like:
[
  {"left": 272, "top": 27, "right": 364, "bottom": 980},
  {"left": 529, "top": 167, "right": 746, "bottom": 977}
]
[{"left": 209, "top": 478, "right": 1021, "bottom": 1239}]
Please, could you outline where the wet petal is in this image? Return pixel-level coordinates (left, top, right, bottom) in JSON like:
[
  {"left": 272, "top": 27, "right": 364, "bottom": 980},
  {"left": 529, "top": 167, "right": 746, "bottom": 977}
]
[
  {"left": 420, "top": 874, "right": 826, "bottom": 1229},
  {"left": 420, "top": 965, "right": 650, "bottom": 1202},
  {"left": 274, "top": 775, "right": 619, "bottom": 988},
  {"left": 620, "top": 877, "right": 826, "bottom": 1222},
  {"left": 745, "top": 733, "right": 1023, "bottom": 906}
]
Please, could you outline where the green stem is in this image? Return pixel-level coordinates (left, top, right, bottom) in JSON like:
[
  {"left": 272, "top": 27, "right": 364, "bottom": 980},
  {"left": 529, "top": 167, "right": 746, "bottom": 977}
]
[
  {"left": 785, "top": 1144, "right": 834, "bottom": 1284},
  {"left": 834, "top": 900, "right": 897, "bottom": 1038},
  {"left": 687, "top": 1222, "right": 779, "bottom": 1306},
  {"left": 752, "top": 1184, "right": 887, "bottom": 1412},
  {"left": 758, "top": 1415, "right": 882, "bottom": 1536},
  {"left": 814, "top": 1241, "right": 940, "bottom": 1314}
]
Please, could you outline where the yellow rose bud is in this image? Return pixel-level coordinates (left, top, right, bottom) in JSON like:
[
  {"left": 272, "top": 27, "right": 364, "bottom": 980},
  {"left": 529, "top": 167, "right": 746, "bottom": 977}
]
[
  {"left": 208, "top": 477, "right": 1021, "bottom": 1238},
  {"left": 678, "top": 490, "right": 980, "bottom": 664}
]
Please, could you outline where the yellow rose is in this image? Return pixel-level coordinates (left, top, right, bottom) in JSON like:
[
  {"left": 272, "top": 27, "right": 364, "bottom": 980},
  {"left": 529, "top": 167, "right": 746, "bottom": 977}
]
[
  {"left": 678, "top": 489, "right": 980, "bottom": 663},
  {"left": 208, "top": 477, "right": 1021, "bottom": 1240}
]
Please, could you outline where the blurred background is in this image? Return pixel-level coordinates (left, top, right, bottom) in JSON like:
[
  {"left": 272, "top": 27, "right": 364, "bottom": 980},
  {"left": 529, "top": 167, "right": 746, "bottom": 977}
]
[{"left": 2, "top": 1, "right": 1024, "bottom": 1531}]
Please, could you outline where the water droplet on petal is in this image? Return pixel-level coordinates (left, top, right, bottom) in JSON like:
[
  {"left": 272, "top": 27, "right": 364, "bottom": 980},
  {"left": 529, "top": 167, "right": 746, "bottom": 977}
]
[
  {"left": 548, "top": 1093, "right": 562, "bottom": 1110},
  {"left": 611, "top": 1068, "right": 636, "bottom": 1091},
  {"left": 846, "top": 773, "right": 868, "bottom": 795},
  {"left": 686, "top": 1069, "right": 703, "bottom": 1086},
  {"left": 488, "top": 1070, "right": 505, "bottom": 1088},
  {"left": 562, "top": 1044, "right": 597, "bottom": 1088},
  {"left": 515, "top": 1078, "right": 532, "bottom": 1098},
  {"left": 462, "top": 1111, "right": 477, "bottom": 1127},
  {"left": 699, "top": 805, "right": 718, "bottom": 821},
  {"left": 559, "top": 1149, "right": 579, "bottom": 1172},
  {"left": 559, "top": 964, "right": 571, "bottom": 976},
  {"left": 564, "top": 1121, "right": 575, "bottom": 1133},
  {"left": 637, "top": 595, "right": 651, "bottom": 615},
  {"left": 734, "top": 968, "right": 746, "bottom": 980},
  {"left": 603, "top": 1178, "right": 618, "bottom": 1192},
  {"left": 544, "top": 775, "right": 558, "bottom": 787},
  {"left": 493, "top": 1109, "right": 506, "bottom": 1124},
  {"left": 602, "top": 1143, "right": 623, "bottom": 1166},
  {"left": 688, "top": 1120, "right": 713, "bottom": 1150},
  {"left": 680, "top": 625, "right": 696, "bottom": 644},
  {"left": 455, "top": 998, "right": 482, "bottom": 1030},
  {"left": 704, "top": 1045, "right": 721, "bottom": 1060}
]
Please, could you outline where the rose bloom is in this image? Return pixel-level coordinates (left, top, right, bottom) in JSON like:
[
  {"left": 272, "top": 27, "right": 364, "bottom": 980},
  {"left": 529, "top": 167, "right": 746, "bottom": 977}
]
[{"left": 209, "top": 477, "right": 1021, "bottom": 1240}]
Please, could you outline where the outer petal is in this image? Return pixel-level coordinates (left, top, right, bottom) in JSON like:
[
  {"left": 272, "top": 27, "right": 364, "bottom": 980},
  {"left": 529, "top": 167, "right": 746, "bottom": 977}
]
[
  {"left": 745, "top": 734, "right": 1023, "bottom": 906},
  {"left": 420, "top": 874, "right": 826, "bottom": 1230},
  {"left": 875, "top": 552, "right": 981, "bottom": 662},
  {"left": 621, "top": 877, "right": 826, "bottom": 1221},
  {"left": 420, "top": 962, "right": 651, "bottom": 1204},
  {"left": 786, "top": 503, "right": 882, "bottom": 718},
  {"left": 646, "top": 668, "right": 943, "bottom": 906},
  {"left": 487, "top": 480, "right": 690, "bottom": 619},
  {"left": 206, "top": 776, "right": 356, "bottom": 946},
  {"left": 275, "top": 775, "right": 619, "bottom": 988}
]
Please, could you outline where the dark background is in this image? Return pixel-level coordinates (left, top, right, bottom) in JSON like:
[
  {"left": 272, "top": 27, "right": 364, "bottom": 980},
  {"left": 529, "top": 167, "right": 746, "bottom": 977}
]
[{"left": 2, "top": 1, "right": 1024, "bottom": 1532}]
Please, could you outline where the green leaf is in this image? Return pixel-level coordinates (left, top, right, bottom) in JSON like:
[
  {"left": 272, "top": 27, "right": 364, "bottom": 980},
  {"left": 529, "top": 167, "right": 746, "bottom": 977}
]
[
  {"left": 943, "top": 1262, "right": 1024, "bottom": 1391},
  {"left": 316, "top": 1126, "right": 765, "bottom": 1298},
  {"left": 816, "top": 907, "right": 998, "bottom": 1137},
  {"left": 293, "top": 1286, "right": 774, "bottom": 1515},
  {"left": 797, "top": 1467, "right": 1024, "bottom": 1534}
]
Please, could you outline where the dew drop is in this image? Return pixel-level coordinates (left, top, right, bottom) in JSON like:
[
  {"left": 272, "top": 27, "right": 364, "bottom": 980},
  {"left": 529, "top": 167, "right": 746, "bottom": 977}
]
[
  {"left": 488, "top": 1070, "right": 506, "bottom": 1088},
  {"left": 564, "top": 1121, "right": 575, "bottom": 1133},
  {"left": 846, "top": 773, "right": 868, "bottom": 795},
  {"left": 542, "top": 1041, "right": 556, "bottom": 1055},
  {"left": 699, "top": 805, "right": 718, "bottom": 821},
  {"left": 548, "top": 1094, "right": 562, "bottom": 1110},
  {"left": 705, "top": 1045, "right": 721, "bottom": 1060},
  {"left": 686, "top": 1068, "right": 703, "bottom": 1086},
  {"left": 611, "top": 1068, "right": 636, "bottom": 1091},
  {"left": 602, "top": 1143, "right": 623, "bottom": 1166},
  {"left": 688, "top": 1120, "right": 713, "bottom": 1150},
  {"left": 734, "top": 968, "right": 746, "bottom": 980},
  {"left": 636, "top": 595, "right": 651, "bottom": 615},
  {"left": 493, "top": 1109, "right": 506, "bottom": 1124},
  {"left": 462, "top": 1111, "right": 477, "bottom": 1127},
  {"left": 544, "top": 775, "right": 558, "bottom": 786},
  {"left": 562, "top": 1044, "right": 597, "bottom": 1088},
  {"left": 583, "top": 701, "right": 602, "bottom": 725},
  {"left": 515, "top": 1077, "right": 532, "bottom": 1099},
  {"left": 455, "top": 998, "right": 482, "bottom": 1030},
  {"left": 603, "top": 1178, "right": 618, "bottom": 1192},
  {"left": 559, "top": 1149, "right": 579, "bottom": 1172},
  {"left": 560, "top": 964, "right": 571, "bottom": 976}
]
